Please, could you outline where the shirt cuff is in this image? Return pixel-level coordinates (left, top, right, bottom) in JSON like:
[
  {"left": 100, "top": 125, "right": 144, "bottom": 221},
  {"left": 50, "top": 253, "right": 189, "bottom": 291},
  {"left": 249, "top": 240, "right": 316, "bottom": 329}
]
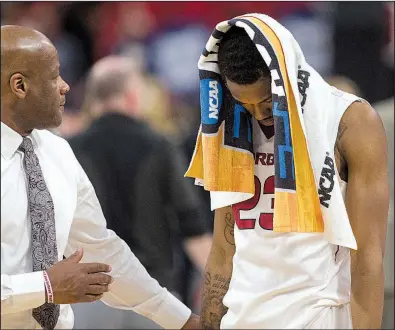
[
  {"left": 150, "top": 291, "right": 191, "bottom": 329},
  {"left": 11, "top": 271, "right": 45, "bottom": 308}
]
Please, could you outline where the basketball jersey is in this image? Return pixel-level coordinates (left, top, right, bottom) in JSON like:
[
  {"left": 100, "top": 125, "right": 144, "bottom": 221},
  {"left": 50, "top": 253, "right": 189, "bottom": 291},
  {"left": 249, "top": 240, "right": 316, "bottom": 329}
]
[{"left": 220, "top": 89, "right": 360, "bottom": 329}]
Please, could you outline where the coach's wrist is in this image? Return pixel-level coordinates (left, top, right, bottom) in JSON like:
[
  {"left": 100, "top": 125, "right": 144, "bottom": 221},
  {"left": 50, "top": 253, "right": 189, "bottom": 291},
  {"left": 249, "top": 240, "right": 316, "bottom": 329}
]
[{"left": 43, "top": 270, "right": 54, "bottom": 303}]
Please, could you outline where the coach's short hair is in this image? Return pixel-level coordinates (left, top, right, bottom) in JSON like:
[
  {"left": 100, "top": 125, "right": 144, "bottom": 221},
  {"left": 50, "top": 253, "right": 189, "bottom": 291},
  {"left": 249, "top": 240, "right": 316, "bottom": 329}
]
[{"left": 218, "top": 27, "right": 270, "bottom": 85}]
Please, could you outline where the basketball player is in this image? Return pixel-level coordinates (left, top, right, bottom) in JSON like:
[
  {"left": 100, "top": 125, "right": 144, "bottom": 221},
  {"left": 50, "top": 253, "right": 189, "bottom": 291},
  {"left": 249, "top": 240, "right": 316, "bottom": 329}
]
[{"left": 200, "top": 27, "right": 389, "bottom": 329}]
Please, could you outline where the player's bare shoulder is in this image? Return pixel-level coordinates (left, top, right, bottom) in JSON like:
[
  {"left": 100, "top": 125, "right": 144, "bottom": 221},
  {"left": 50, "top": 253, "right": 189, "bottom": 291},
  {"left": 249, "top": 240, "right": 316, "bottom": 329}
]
[{"left": 336, "top": 100, "right": 387, "bottom": 168}]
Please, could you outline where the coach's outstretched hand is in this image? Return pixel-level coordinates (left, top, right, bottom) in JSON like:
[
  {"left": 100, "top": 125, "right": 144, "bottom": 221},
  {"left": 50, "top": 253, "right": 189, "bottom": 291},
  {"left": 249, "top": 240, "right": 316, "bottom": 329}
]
[{"left": 46, "top": 247, "right": 113, "bottom": 304}]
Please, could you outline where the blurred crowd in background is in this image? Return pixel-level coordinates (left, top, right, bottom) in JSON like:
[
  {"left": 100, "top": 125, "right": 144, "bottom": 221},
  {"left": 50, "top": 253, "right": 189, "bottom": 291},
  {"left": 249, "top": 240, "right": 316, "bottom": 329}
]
[{"left": 1, "top": 2, "right": 394, "bottom": 329}]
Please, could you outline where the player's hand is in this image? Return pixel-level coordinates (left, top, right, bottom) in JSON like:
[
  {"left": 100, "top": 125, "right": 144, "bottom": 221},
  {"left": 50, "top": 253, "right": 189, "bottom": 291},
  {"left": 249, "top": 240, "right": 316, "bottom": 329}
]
[
  {"left": 46, "top": 247, "right": 113, "bottom": 304},
  {"left": 181, "top": 313, "right": 201, "bottom": 329}
]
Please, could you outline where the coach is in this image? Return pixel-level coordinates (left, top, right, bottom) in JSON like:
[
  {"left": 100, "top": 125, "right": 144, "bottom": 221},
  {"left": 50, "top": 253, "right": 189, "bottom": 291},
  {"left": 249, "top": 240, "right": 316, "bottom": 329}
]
[{"left": 0, "top": 25, "right": 199, "bottom": 330}]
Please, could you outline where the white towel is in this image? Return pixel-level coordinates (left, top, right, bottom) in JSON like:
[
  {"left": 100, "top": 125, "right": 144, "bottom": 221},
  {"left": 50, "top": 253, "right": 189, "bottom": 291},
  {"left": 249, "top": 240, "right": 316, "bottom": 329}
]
[{"left": 186, "top": 13, "right": 360, "bottom": 249}]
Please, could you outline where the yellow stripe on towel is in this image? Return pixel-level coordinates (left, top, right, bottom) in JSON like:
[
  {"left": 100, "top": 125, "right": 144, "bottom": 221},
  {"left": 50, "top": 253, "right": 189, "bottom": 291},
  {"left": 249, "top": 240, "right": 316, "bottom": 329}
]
[
  {"left": 203, "top": 123, "right": 255, "bottom": 193},
  {"left": 244, "top": 16, "right": 324, "bottom": 233}
]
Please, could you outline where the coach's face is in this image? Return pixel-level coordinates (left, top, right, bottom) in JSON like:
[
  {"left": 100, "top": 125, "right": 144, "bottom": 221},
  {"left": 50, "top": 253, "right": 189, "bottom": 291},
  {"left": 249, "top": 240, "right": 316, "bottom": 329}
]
[
  {"left": 32, "top": 43, "right": 70, "bottom": 129},
  {"left": 12, "top": 42, "right": 70, "bottom": 130},
  {"left": 226, "top": 76, "right": 274, "bottom": 126}
]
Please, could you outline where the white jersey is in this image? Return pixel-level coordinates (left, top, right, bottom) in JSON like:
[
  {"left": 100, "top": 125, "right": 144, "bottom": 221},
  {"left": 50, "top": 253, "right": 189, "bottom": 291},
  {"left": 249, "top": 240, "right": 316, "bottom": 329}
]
[{"left": 221, "top": 111, "right": 353, "bottom": 328}]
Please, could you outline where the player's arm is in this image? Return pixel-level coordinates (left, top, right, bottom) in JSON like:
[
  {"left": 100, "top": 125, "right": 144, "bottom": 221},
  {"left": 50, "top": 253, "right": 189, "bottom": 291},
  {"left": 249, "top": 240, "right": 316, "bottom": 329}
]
[
  {"left": 338, "top": 101, "right": 389, "bottom": 329},
  {"left": 201, "top": 205, "right": 236, "bottom": 329}
]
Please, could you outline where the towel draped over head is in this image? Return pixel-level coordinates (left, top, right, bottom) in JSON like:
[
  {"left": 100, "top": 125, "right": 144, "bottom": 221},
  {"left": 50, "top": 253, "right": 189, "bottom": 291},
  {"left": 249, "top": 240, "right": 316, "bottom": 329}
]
[{"left": 186, "top": 13, "right": 361, "bottom": 249}]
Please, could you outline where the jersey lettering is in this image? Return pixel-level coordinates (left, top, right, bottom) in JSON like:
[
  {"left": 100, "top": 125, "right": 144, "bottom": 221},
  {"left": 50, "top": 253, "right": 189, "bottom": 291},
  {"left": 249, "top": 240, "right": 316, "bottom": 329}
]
[
  {"left": 233, "top": 175, "right": 275, "bottom": 231},
  {"left": 259, "top": 175, "right": 275, "bottom": 230},
  {"left": 254, "top": 152, "right": 275, "bottom": 166}
]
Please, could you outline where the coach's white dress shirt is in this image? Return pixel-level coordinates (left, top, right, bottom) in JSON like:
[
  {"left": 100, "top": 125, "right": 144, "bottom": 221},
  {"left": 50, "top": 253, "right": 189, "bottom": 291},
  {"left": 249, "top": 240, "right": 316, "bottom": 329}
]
[{"left": 1, "top": 122, "right": 191, "bottom": 329}]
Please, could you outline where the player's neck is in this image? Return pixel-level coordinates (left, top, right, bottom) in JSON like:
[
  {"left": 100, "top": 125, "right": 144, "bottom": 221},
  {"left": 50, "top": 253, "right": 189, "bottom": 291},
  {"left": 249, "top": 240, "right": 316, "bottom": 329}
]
[{"left": 258, "top": 121, "right": 274, "bottom": 139}]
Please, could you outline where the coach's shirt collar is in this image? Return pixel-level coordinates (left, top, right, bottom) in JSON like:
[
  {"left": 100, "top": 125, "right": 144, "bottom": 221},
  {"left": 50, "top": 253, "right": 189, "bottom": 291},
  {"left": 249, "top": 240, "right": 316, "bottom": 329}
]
[{"left": 1, "top": 121, "right": 39, "bottom": 160}]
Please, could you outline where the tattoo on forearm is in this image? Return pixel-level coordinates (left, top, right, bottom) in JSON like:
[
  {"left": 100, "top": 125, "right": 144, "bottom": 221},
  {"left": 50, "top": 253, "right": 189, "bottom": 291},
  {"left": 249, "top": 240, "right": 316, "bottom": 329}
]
[
  {"left": 204, "top": 272, "right": 211, "bottom": 285},
  {"left": 201, "top": 271, "right": 231, "bottom": 329},
  {"left": 224, "top": 212, "right": 235, "bottom": 246}
]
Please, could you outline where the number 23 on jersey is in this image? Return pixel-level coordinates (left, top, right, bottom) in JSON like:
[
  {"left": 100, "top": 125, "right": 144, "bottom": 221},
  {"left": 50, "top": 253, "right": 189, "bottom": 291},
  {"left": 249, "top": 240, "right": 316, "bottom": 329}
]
[{"left": 232, "top": 175, "right": 275, "bottom": 231}]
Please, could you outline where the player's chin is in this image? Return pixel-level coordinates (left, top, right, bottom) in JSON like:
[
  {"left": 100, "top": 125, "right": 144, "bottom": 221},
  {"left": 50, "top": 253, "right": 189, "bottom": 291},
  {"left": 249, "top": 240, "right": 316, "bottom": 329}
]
[{"left": 259, "top": 117, "right": 274, "bottom": 126}]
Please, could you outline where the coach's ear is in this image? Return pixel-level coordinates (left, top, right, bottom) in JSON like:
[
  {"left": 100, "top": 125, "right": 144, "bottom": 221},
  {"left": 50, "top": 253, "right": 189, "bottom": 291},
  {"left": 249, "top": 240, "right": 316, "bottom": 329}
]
[{"left": 10, "top": 73, "right": 28, "bottom": 99}]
